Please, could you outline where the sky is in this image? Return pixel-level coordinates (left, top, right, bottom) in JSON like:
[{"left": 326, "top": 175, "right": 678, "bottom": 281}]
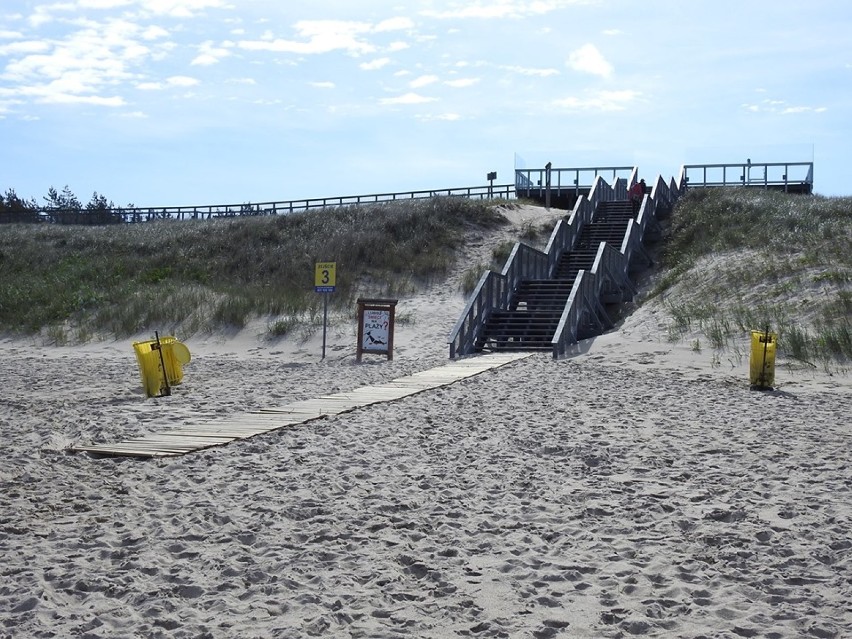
[{"left": 0, "top": 0, "right": 849, "bottom": 209}]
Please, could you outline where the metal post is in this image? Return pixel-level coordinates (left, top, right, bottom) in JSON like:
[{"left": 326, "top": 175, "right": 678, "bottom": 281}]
[
  {"left": 154, "top": 331, "right": 171, "bottom": 397},
  {"left": 322, "top": 293, "right": 328, "bottom": 359},
  {"left": 760, "top": 325, "right": 770, "bottom": 388},
  {"left": 545, "top": 162, "right": 552, "bottom": 209}
]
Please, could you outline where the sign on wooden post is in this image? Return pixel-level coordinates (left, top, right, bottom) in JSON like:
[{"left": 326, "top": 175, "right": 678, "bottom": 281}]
[
  {"left": 356, "top": 298, "right": 398, "bottom": 362},
  {"left": 315, "top": 262, "right": 337, "bottom": 359}
]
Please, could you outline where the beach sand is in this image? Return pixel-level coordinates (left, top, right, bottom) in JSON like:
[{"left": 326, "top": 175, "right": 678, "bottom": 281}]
[{"left": 2, "top": 206, "right": 850, "bottom": 638}]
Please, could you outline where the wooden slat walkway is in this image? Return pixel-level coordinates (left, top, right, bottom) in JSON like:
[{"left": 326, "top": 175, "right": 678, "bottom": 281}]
[{"left": 70, "top": 352, "right": 532, "bottom": 458}]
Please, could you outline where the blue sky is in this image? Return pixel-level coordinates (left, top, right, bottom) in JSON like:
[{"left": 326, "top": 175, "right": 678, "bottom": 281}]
[{"left": 0, "top": 0, "right": 848, "bottom": 208}]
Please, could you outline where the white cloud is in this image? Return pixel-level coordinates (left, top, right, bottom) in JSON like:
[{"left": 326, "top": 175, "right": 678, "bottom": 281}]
[
  {"left": 410, "top": 74, "right": 439, "bottom": 88},
  {"left": 166, "top": 75, "right": 199, "bottom": 87},
  {"left": 566, "top": 43, "right": 613, "bottom": 78},
  {"left": 226, "top": 77, "right": 256, "bottom": 85},
  {"left": 27, "top": 4, "right": 69, "bottom": 28},
  {"left": 78, "top": 0, "right": 134, "bottom": 8},
  {"left": 419, "top": 112, "right": 461, "bottom": 121},
  {"left": 0, "top": 30, "right": 25, "bottom": 40},
  {"left": 501, "top": 64, "right": 559, "bottom": 77},
  {"left": 42, "top": 92, "right": 126, "bottom": 106},
  {"left": 310, "top": 81, "right": 335, "bottom": 89},
  {"left": 140, "top": 0, "right": 227, "bottom": 18},
  {"left": 553, "top": 89, "right": 639, "bottom": 111},
  {"left": 191, "top": 53, "right": 218, "bottom": 66},
  {"left": 602, "top": 28, "right": 621, "bottom": 36},
  {"left": 387, "top": 41, "right": 409, "bottom": 52},
  {"left": 0, "top": 2, "right": 242, "bottom": 110},
  {"left": 141, "top": 25, "right": 170, "bottom": 40},
  {"left": 360, "top": 57, "right": 390, "bottom": 71},
  {"left": 422, "top": 0, "right": 586, "bottom": 20},
  {"left": 136, "top": 75, "right": 199, "bottom": 90},
  {"left": 374, "top": 17, "right": 414, "bottom": 32},
  {"left": 742, "top": 99, "right": 827, "bottom": 115},
  {"left": 1, "top": 22, "right": 155, "bottom": 108},
  {"left": 380, "top": 92, "right": 437, "bottom": 105},
  {"left": 0, "top": 40, "right": 51, "bottom": 55},
  {"left": 423, "top": 4, "right": 519, "bottom": 19},
  {"left": 238, "top": 20, "right": 376, "bottom": 56},
  {"left": 191, "top": 40, "right": 230, "bottom": 65}
]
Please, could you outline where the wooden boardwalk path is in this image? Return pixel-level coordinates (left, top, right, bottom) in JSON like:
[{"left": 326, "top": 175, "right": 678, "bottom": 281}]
[{"left": 70, "top": 352, "right": 532, "bottom": 458}]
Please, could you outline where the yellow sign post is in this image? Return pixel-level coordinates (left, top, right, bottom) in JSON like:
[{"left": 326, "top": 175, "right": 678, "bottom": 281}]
[{"left": 315, "top": 262, "right": 337, "bottom": 359}]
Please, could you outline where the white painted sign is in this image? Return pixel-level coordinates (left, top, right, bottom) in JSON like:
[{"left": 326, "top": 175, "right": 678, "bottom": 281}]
[{"left": 362, "top": 308, "right": 390, "bottom": 351}]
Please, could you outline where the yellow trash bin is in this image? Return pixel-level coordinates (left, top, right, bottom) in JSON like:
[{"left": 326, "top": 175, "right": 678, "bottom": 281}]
[
  {"left": 750, "top": 329, "right": 776, "bottom": 390},
  {"left": 133, "top": 336, "right": 191, "bottom": 397}
]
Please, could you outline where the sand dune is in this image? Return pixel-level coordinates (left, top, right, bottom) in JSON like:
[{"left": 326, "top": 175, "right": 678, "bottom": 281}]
[{"left": 1, "top": 206, "right": 850, "bottom": 638}]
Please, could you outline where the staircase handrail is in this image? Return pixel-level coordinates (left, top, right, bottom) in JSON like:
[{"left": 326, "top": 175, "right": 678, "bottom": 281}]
[
  {"left": 542, "top": 197, "right": 589, "bottom": 276},
  {"left": 447, "top": 268, "right": 511, "bottom": 359},
  {"left": 550, "top": 241, "right": 629, "bottom": 358},
  {"left": 542, "top": 173, "right": 621, "bottom": 276},
  {"left": 447, "top": 173, "right": 627, "bottom": 358},
  {"left": 501, "top": 242, "right": 550, "bottom": 297},
  {"left": 447, "top": 240, "right": 550, "bottom": 358},
  {"left": 552, "top": 270, "right": 597, "bottom": 348},
  {"left": 551, "top": 172, "right": 683, "bottom": 358}
]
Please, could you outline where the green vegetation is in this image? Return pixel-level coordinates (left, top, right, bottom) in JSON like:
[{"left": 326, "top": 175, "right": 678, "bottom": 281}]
[
  {"left": 2, "top": 184, "right": 850, "bottom": 367},
  {"left": 0, "top": 197, "right": 507, "bottom": 342},
  {"left": 654, "top": 188, "right": 852, "bottom": 366},
  {"left": 0, "top": 185, "right": 130, "bottom": 224}
]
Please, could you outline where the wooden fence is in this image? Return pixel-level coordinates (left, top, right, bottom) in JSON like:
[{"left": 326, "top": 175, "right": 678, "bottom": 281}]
[{"left": 0, "top": 183, "right": 516, "bottom": 225}]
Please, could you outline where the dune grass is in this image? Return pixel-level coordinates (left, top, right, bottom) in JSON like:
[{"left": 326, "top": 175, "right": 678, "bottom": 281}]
[
  {"left": 653, "top": 188, "right": 852, "bottom": 366},
  {"left": 0, "top": 197, "right": 508, "bottom": 342},
  {"left": 2, "top": 187, "right": 850, "bottom": 366}
]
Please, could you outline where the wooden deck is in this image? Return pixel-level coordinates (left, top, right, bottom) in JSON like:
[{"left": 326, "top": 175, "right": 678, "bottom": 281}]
[{"left": 70, "top": 352, "right": 533, "bottom": 458}]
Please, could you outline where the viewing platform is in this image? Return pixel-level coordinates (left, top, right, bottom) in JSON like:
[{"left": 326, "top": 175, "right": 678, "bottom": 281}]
[
  {"left": 514, "top": 161, "right": 813, "bottom": 209},
  {"left": 680, "top": 161, "right": 813, "bottom": 194}
]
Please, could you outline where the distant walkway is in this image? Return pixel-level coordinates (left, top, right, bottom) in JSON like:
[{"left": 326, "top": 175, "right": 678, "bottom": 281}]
[{"left": 70, "top": 352, "right": 533, "bottom": 458}]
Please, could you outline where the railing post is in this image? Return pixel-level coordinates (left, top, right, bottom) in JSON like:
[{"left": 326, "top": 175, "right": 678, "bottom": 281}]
[{"left": 545, "top": 162, "right": 552, "bottom": 209}]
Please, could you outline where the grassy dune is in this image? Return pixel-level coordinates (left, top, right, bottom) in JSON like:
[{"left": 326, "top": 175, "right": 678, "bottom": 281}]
[
  {"left": 0, "top": 198, "right": 508, "bottom": 343},
  {"left": 654, "top": 188, "right": 852, "bottom": 365},
  {"left": 1, "top": 188, "right": 849, "bottom": 365}
]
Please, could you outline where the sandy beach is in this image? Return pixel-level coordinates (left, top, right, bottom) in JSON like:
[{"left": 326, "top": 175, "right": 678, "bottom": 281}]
[{"left": 2, "top": 206, "right": 851, "bottom": 638}]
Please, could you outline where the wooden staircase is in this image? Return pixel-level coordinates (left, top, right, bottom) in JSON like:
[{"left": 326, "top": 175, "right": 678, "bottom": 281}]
[{"left": 477, "top": 200, "right": 635, "bottom": 352}]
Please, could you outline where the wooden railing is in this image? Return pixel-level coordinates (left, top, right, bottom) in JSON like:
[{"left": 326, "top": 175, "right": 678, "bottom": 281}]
[
  {"left": 551, "top": 243, "right": 625, "bottom": 355},
  {"left": 447, "top": 173, "right": 625, "bottom": 358},
  {"left": 7, "top": 183, "right": 517, "bottom": 225},
  {"left": 549, "top": 172, "right": 685, "bottom": 358}
]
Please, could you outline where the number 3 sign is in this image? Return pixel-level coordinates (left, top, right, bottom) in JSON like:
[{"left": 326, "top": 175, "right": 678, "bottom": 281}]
[{"left": 314, "top": 262, "right": 336, "bottom": 293}]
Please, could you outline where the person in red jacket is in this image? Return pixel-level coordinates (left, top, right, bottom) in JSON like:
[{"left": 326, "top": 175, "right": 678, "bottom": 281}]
[{"left": 630, "top": 179, "right": 646, "bottom": 215}]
